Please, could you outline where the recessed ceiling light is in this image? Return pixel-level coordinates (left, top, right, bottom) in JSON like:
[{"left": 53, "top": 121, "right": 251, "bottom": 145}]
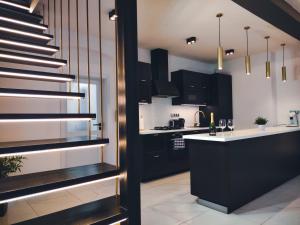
[
  {"left": 109, "top": 9, "right": 118, "bottom": 21},
  {"left": 186, "top": 37, "right": 196, "bottom": 45},
  {"left": 225, "top": 49, "right": 235, "bottom": 56}
]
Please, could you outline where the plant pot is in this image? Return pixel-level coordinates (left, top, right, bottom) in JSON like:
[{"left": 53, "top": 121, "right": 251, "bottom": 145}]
[
  {"left": 0, "top": 203, "right": 8, "bottom": 217},
  {"left": 258, "top": 125, "right": 266, "bottom": 131}
]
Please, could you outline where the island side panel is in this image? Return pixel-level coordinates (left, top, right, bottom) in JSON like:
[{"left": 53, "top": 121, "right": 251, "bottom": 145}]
[
  {"left": 228, "top": 131, "right": 300, "bottom": 211},
  {"left": 188, "top": 140, "right": 230, "bottom": 208}
]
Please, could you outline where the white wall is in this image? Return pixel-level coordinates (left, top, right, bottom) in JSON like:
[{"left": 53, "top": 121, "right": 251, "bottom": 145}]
[
  {"left": 225, "top": 45, "right": 300, "bottom": 129},
  {"left": 138, "top": 48, "right": 215, "bottom": 129}
]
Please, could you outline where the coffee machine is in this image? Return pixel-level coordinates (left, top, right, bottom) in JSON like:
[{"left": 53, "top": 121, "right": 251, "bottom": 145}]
[{"left": 288, "top": 110, "right": 300, "bottom": 127}]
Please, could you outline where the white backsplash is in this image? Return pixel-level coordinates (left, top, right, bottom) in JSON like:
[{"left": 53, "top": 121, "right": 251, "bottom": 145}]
[{"left": 139, "top": 98, "right": 200, "bottom": 129}]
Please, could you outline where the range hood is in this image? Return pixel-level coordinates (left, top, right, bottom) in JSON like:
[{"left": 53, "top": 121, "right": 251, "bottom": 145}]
[{"left": 151, "top": 49, "right": 179, "bottom": 98}]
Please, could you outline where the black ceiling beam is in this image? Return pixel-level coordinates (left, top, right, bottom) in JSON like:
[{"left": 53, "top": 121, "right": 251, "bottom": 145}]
[{"left": 232, "top": 0, "right": 300, "bottom": 41}]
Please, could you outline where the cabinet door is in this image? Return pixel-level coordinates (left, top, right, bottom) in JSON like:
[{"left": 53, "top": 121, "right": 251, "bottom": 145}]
[
  {"left": 141, "top": 134, "right": 165, "bottom": 153},
  {"left": 138, "top": 62, "right": 152, "bottom": 104},
  {"left": 143, "top": 151, "right": 166, "bottom": 180},
  {"left": 182, "top": 72, "right": 210, "bottom": 105}
]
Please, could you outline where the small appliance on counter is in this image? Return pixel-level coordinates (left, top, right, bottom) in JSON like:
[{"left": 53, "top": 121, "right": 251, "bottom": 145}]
[
  {"left": 169, "top": 118, "right": 185, "bottom": 129},
  {"left": 288, "top": 110, "right": 300, "bottom": 127}
]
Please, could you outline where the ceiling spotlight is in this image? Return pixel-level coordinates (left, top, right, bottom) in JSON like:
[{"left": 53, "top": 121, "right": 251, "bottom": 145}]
[
  {"left": 109, "top": 9, "right": 118, "bottom": 21},
  {"left": 186, "top": 37, "right": 196, "bottom": 45},
  {"left": 225, "top": 49, "right": 235, "bottom": 56}
]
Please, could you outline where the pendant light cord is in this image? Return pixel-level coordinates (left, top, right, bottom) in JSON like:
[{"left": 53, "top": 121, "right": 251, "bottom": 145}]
[
  {"left": 218, "top": 17, "right": 221, "bottom": 46},
  {"left": 266, "top": 38, "right": 269, "bottom": 61},
  {"left": 246, "top": 29, "right": 249, "bottom": 56},
  {"left": 283, "top": 45, "right": 285, "bottom": 66}
]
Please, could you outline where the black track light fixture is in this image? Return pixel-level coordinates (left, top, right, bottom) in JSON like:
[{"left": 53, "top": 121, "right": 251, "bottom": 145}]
[
  {"left": 186, "top": 37, "right": 196, "bottom": 45},
  {"left": 109, "top": 9, "right": 118, "bottom": 21}
]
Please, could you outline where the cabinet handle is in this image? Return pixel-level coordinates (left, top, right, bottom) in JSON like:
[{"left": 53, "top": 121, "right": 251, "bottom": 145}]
[
  {"left": 189, "top": 85, "right": 195, "bottom": 88},
  {"left": 202, "top": 86, "right": 207, "bottom": 89},
  {"left": 153, "top": 155, "right": 160, "bottom": 158},
  {"left": 140, "top": 80, "right": 147, "bottom": 82},
  {"left": 153, "top": 134, "right": 159, "bottom": 137}
]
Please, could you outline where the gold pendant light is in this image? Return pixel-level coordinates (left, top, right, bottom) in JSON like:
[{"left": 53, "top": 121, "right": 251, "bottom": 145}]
[
  {"left": 216, "top": 13, "right": 223, "bottom": 70},
  {"left": 265, "top": 36, "right": 271, "bottom": 79},
  {"left": 244, "top": 26, "right": 251, "bottom": 75},
  {"left": 281, "top": 43, "right": 287, "bottom": 82}
]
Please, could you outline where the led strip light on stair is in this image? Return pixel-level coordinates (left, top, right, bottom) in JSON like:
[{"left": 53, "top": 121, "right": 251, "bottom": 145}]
[
  {"left": 0, "top": 26, "right": 51, "bottom": 40},
  {"left": 0, "top": 92, "right": 83, "bottom": 99},
  {"left": 0, "top": 118, "right": 93, "bottom": 123},
  {"left": 0, "top": 143, "right": 107, "bottom": 157},
  {"left": 0, "top": 0, "right": 30, "bottom": 11},
  {"left": 0, "top": 53, "right": 66, "bottom": 66},
  {"left": 110, "top": 219, "right": 128, "bottom": 225},
  {"left": 0, "top": 70, "right": 73, "bottom": 82},
  {"left": 0, "top": 175, "right": 121, "bottom": 204},
  {"left": 0, "top": 38, "right": 58, "bottom": 53},
  {"left": 0, "top": 16, "right": 47, "bottom": 30}
]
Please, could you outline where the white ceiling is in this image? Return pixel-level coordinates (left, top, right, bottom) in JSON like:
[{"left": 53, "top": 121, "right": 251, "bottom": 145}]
[
  {"left": 99, "top": 0, "right": 300, "bottom": 62},
  {"left": 136, "top": 0, "right": 299, "bottom": 62}
]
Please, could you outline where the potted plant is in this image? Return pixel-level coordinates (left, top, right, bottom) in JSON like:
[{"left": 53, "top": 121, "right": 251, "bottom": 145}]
[
  {"left": 254, "top": 117, "right": 268, "bottom": 131},
  {"left": 0, "top": 156, "right": 25, "bottom": 217}
]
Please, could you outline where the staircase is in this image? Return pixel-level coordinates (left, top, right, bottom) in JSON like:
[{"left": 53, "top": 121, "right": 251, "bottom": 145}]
[{"left": 0, "top": 0, "right": 127, "bottom": 224}]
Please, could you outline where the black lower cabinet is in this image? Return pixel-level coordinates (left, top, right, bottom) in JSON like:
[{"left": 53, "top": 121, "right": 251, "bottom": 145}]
[{"left": 140, "top": 129, "right": 208, "bottom": 182}]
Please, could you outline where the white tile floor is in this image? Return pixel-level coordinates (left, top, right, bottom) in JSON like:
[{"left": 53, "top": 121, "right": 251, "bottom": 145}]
[{"left": 1, "top": 172, "right": 300, "bottom": 225}]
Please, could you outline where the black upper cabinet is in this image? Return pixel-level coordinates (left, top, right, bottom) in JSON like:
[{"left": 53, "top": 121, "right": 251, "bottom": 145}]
[
  {"left": 137, "top": 62, "right": 152, "bottom": 104},
  {"left": 171, "top": 70, "right": 210, "bottom": 106},
  {"left": 210, "top": 73, "right": 233, "bottom": 122}
]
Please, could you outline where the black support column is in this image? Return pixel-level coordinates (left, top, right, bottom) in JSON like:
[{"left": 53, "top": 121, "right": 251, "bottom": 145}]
[{"left": 116, "top": 0, "right": 141, "bottom": 224}]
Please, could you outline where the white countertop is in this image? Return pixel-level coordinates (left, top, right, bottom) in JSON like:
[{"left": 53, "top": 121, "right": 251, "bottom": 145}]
[
  {"left": 139, "top": 127, "right": 209, "bottom": 135},
  {"left": 183, "top": 126, "right": 300, "bottom": 142}
]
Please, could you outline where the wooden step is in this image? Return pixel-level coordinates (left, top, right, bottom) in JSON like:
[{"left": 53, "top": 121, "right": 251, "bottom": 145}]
[
  {"left": 0, "top": 16, "right": 47, "bottom": 33},
  {"left": 0, "top": 0, "right": 30, "bottom": 13},
  {"left": 13, "top": 196, "right": 127, "bottom": 225},
  {"left": 0, "top": 88, "right": 84, "bottom": 99},
  {"left": 0, "top": 25, "right": 52, "bottom": 44},
  {"left": 0, "top": 163, "right": 119, "bottom": 204},
  {"left": 0, "top": 6, "right": 43, "bottom": 24},
  {"left": 0, "top": 37, "right": 59, "bottom": 55},
  {"left": 0, "top": 50, "right": 67, "bottom": 68},
  {"left": 0, "top": 136, "right": 109, "bottom": 157},
  {"left": 0, "top": 113, "right": 96, "bottom": 122},
  {"left": 0, "top": 67, "right": 75, "bottom": 82}
]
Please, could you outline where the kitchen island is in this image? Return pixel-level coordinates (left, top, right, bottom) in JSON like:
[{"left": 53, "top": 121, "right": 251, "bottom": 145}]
[{"left": 183, "top": 126, "right": 300, "bottom": 213}]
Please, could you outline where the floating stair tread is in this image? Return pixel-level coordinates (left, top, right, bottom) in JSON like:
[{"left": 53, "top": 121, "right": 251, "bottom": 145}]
[
  {"left": 13, "top": 196, "right": 127, "bottom": 225},
  {"left": 0, "top": 50, "right": 67, "bottom": 68},
  {"left": 0, "top": 37, "right": 59, "bottom": 55},
  {"left": 0, "top": 0, "right": 30, "bottom": 13},
  {"left": 0, "top": 24, "right": 53, "bottom": 44},
  {"left": 0, "top": 19, "right": 48, "bottom": 34},
  {"left": 0, "top": 88, "right": 85, "bottom": 99},
  {"left": 0, "top": 67, "right": 75, "bottom": 82},
  {"left": 0, "top": 163, "right": 119, "bottom": 202},
  {"left": 0, "top": 113, "right": 96, "bottom": 120},
  {"left": 0, "top": 6, "right": 43, "bottom": 23},
  {"left": 0, "top": 136, "right": 109, "bottom": 155}
]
